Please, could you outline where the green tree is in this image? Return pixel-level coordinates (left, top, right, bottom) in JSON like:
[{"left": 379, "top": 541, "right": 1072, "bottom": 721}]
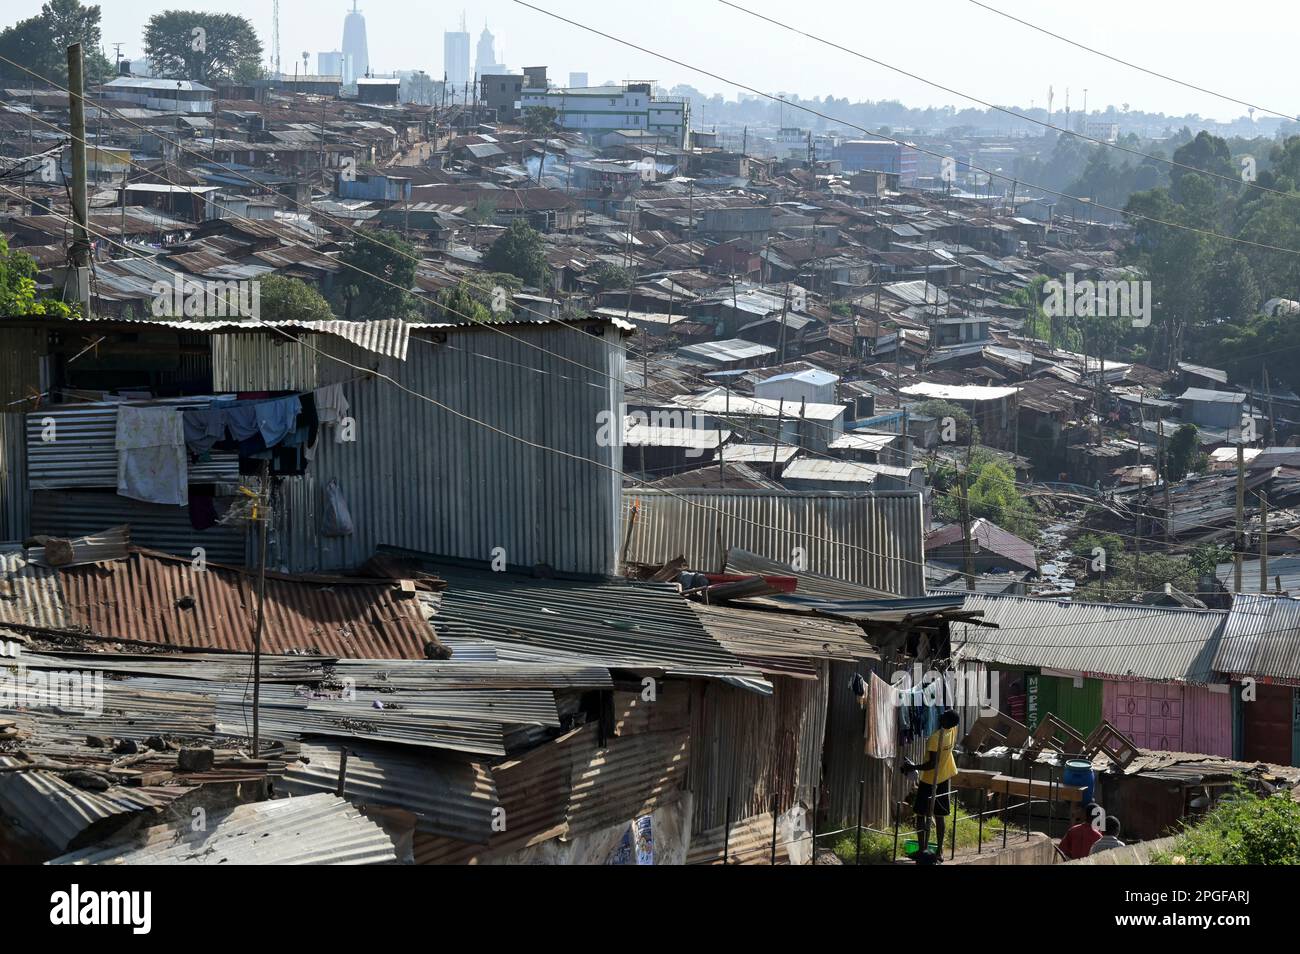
[
  {"left": 933, "top": 449, "right": 1036, "bottom": 541},
  {"left": 336, "top": 228, "right": 417, "bottom": 320},
  {"left": 1169, "top": 131, "right": 1234, "bottom": 203},
  {"left": 0, "top": 237, "right": 77, "bottom": 317},
  {"left": 435, "top": 272, "right": 523, "bottom": 323},
  {"left": 435, "top": 285, "right": 493, "bottom": 323},
  {"left": 586, "top": 261, "right": 632, "bottom": 291},
  {"left": 258, "top": 274, "right": 333, "bottom": 323},
  {"left": 143, "top": 11, "right": 263, "bottom": 83},
  {"left": 1167, "top": 423, "right": 1201, "bottom": 481},
  {"left": 0, "top": 1, "right": 113, "bottom": 86},
  {"left": 465, "top": 197, "right": 497, "bottom": 246},
  {"left": 483, "top": 219, "right": 549, "bottom": 288}
]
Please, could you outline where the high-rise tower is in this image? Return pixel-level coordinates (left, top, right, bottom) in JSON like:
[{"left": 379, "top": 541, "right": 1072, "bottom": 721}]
[
  {"left": 444, "top": 13, "right": 470, "bottom": 88},
  {"left": 341, "top": 1, "right": 369, "bottom": 84}
]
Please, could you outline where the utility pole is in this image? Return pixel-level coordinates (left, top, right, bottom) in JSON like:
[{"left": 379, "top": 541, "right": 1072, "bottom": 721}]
[
  {"left": 1264, "top": 365, "right": 1276, "bottom": 446},
  {"left": 960, "top": 467, "right": 975, "bottom": 591},
  {"left": 1259, "top": 490, "right": 1269, "bottom": 594},
  {"left": 1234, "top": 443, "right": 1245, "bottom": 592},
  {"left": 66, "top": 43, "right": 91, "bottom": 315},
  {"left": 1159, "top": 420, "right": 1171, "bottom": 544},
  {"left": 251, "top": 459, "right": 271, "bottom": 757}
]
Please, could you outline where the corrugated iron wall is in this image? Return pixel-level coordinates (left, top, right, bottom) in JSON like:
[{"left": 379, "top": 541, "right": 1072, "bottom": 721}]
[
  {"left": 1182, "top": 684, "right": 1233, "bottom": 757},
  {"left": 622, "top": 489, "right": 926, "bottom": 595},
  {"left": 211, "top": 332, "right": 320, "bottom": 391},
  {"left": 31, "top": 490, "right": 246, "bottom": 564},
  {"left": 823, "top": 659, "right": 917, "bottom": 833},
  {"left": 0, "top": 328, "right": 45, "bottom": 407},
  {"left": 0, "top": 414, "right": 28, "bottom": 541},
  {"left": 220, "top": 325, "right": 624, "bottom": 576},
  {"left": 686, "top": 672, "right": 828, "bottom": 836}
]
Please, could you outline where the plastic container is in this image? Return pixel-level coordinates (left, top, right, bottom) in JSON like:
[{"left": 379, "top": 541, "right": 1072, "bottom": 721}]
[{"left": 1063, "top": 759, "right": 1096, "bottom": 803}]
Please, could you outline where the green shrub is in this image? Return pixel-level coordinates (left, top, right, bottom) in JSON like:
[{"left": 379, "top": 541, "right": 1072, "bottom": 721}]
[{"left": 1155, "top": 782, "right": 1300, "bottom": 865}]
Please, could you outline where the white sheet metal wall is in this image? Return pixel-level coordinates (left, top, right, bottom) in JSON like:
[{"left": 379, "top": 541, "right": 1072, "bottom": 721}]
[
  {"left": 622, "top": 489, "right": 926, "bottom": 595},
  {"left": 215, "top": 325, "right": 625, "bottom": 576},
  {"left": 211, "top": 332, "right": 321, "bottom": 392}
]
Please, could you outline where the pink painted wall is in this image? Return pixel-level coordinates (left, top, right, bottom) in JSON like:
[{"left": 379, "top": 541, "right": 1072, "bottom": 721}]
[
  {"left": 1182, "top": 684, "right": 1233, "bottom": 758},
  {"left": 1102, "top": 680, "right": 1231, "bottom": 757}
]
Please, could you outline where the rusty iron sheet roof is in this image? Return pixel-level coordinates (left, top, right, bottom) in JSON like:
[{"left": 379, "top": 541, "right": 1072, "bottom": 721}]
[
  {"left": 0, "top": 755, "right": 192, "bottom": 855},
  {"left": 50, "top": 792, "right": 398, "bottom": 865},
  {"left": 55, "top": 548, "right": 438, "bottom": 658},
  {"left": 0, "top": 546, "right": 68, "bottom": 631},
  {"left": 281, "top": 740, "right": 499, "bottom": 843}
]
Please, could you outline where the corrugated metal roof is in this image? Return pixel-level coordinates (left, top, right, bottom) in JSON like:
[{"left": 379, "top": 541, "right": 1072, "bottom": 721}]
[
  {"left": 56, "top": 548, "right": 438, "bottom": 658},
  {"left": 0, "top": 546, "right": 67, "bottom": 630},
  {"left": 0, "top": 756, "right": 188, "bottom": 854},
  {"left": 1216, "top": 593, "right": 1300, "bottom": 683},
  {"left": 671, "top": 390, "right": 846, "bottom": 422},
  {"left": 782, "top": 458, "right": 913, "bottom": 484},
  {"left": 428, "top": 563, "right": 748, "bottom": 676},
  {"left": 50, "top": 793, "right": 398, "bottom": 865},
  {"left": 953, "top": 594, "right": 1227, "bottom": 684},
  {"left": 622, "top": 489, "right": 926, "bottom": 596},
  {"left": 281, "top": 741, "right": 499, "bottom": 842},
  {"left": 331, "top": 657, "right": 613, "bottom": 690},
  {"left": 900, "top": 382, "right": 1018, "bottom": 402},
  {"left": 689, "top": 601, "right": 874, "bottom": 676},
  {"left": 925, "top": 518, "right": 1038, "bottom": 573}
]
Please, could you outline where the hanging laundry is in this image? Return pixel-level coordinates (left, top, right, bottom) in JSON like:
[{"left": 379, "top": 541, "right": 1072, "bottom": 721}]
[
  {"left": 116, "top": 405, "right": 187, "bottom": 506},
  {"left": 866, "top": 673, "right": 898, "bottom": 758},
  {"left": 182, "top": 406, "right": 227, "bottom": 456},
  {"left": 313, "top": 383, "right": 351, "bottom": 444},
  {"left": 224, "top": 402, "right": 261, "bottom": 442},
  {"left": 256, "top": 395, "right": 302, "bottom": 447}
]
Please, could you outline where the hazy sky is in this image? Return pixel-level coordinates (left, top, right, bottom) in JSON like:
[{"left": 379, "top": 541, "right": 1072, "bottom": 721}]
[{"left": 11, "top": 0, "right": 1293, "bottom": 121}]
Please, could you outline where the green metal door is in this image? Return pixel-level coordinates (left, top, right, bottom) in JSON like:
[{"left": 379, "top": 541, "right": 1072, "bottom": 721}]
[{"left": 1050, "top": 675, "right": 1103, "bottom": 737}]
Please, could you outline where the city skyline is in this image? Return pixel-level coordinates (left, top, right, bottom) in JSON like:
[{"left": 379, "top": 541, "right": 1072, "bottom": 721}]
[{"left": 5, "top": 0, "right": 1293, "bottom": 121}]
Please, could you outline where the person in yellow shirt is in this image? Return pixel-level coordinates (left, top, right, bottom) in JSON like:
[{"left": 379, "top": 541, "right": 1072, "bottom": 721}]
[{"left": 902, "top": 709, "right": 960, "bottom": 862}]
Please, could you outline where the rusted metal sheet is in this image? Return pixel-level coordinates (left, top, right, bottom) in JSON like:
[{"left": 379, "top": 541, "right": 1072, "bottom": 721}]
[
  {"left": 622, "top": 489, "right": 927, "bottom": 596},
  {"left": 567, "top": 728, "right": 690, "bottom": 837},
  {"left": 56, "top": 548, "right": 436, "bottom": 658},
  {"left": 687, "top": 812, "right": 792, "bottom": 865},
  {"left": 0, "top": 412, "right": 30, "bottom": 541},
  {"left": 688, "top": 601, "right": 876, "bottom": 676},
  {"left": 823, "top": 658, "right": 917, "bottom": 832},
  {"left": 686, "top": 673, "right": 828, "bottom": 836},
  {"left": 281, "top": 740, "right": 499, "bottom": 843},
  {"left": 50, "top": 793, "right": 398, "bottom": 865},
  {"left": 0, "top": 756, "right": 189, "bottom": 855},
  {"left": 0, "top": 546, "right": 67, "bottom": 629}
]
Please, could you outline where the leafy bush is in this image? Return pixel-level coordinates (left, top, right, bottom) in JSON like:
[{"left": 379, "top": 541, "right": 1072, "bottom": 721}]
[{"left": 1155, "top": 782, "right": 1300, "bottom": 865}]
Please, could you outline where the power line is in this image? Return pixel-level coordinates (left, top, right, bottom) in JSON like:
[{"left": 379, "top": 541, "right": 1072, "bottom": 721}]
[
  {"left": 3, "top": 67, "right": 1276, "bottom": 571},
  {"left": 509, "top": 0, "right": 1300, "bottom": 258},
  {"left": 717, "top": 0, "right": 1300, "bottom": 205},
  {"left": 966, "top": 0, "right": 1300, "bottom": 126},
  {"left": 19, "top": 186, "right": 1298, "bottom": 651},
  {"left": 0, "top": 187, "right": 960, "bottom": 579}
]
